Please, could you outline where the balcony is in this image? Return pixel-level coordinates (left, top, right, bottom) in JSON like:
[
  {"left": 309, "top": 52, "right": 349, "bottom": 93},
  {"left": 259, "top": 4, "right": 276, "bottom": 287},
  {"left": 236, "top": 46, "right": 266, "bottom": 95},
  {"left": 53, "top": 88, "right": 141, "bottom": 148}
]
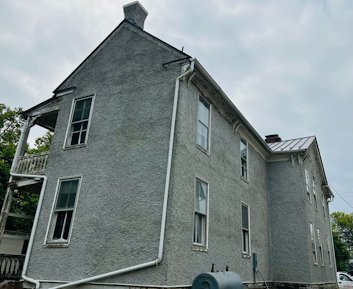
[
  {"left": 0, "top": 254, "right": 24, "bottom": 281},
  {"left": 15, "top": 153, "right": 49, "bottom": 175}
]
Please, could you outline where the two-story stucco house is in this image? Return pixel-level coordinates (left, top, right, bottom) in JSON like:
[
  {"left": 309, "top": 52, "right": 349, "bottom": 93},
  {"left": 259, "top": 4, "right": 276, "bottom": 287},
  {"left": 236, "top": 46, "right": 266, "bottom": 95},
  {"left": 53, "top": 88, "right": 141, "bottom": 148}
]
[{"left": 0, "top": 2, "right": 337, "bottom": 289}]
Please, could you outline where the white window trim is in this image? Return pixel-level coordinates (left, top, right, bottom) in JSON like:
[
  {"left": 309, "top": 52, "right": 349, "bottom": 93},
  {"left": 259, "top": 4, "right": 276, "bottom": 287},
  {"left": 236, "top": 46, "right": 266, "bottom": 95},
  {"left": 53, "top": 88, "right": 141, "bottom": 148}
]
[
  {"left": 317, "top": 227, "right": 325, "bottom": 266},
  {"left": 305, "top": 169, "right": 311, "bottom": 203},
  {"left": 44, "top": 176, "right": 82, "bottom": 246},
  {"left": 322, "top": 192, "right": 327, "bottom": 220},
  {"left": 196, "top": 95, "right": 211, "bottom": 155},
  {"left": 312, "top": 177, "right": 318, "bottom": 211},
  {"left": 240, "top": 138, "right": 249, "bottom": 181},
  {"left": 192, "top": 176, "right": 209, "bottom": 250},
  {"left": 310, "top": 222, "right": 318, "bottom": 265},
  {"left": 241, "top": 202, "right": 251, "bottom": 256},
  {"left": 63, "top": 94, "right": 95, "bottom": 149},
  {"left": 327, "top": 235, "right": 333, "bottom": 268}
]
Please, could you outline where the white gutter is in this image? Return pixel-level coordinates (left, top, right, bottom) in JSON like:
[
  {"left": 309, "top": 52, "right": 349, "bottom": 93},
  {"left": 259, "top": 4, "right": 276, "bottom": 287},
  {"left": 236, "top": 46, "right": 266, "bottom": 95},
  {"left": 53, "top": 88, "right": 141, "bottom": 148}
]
[{"left": 49, "top": 59, "right": 195, "bottom": 289}]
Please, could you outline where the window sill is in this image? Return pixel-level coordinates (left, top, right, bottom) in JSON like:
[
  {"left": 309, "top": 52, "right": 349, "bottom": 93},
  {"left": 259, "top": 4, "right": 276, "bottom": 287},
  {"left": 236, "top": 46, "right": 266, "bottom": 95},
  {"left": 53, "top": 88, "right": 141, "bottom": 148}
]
[
  {"left": 196, "top": 145, "right": 210, "bottom": 156},
  {"left": 45, "top": 242, "right": 69, "bottom": 248},
  {"left": 63, "top": 144, "right": 87, "bottom": 150},
  {"left": 242, "top": 253, "right": 251, "bottom": 259},
  {"left": 192, "top": 244, "right": 208, "bottom": 252},
  {"left": 240, "top": 176, "right": 249, "bottom": 184}
]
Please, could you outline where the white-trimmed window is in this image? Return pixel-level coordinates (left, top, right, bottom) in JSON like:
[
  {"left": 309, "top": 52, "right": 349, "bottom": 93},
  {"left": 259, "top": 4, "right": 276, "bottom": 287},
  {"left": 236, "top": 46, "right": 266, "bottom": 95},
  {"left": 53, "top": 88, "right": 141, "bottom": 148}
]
[
  {"left": 327, "top": 235, "right": 333, "bottom": 268},
  {"left": 66, "top": 96, "right": 93, "bottom": 147},
  {"left": 47, "top": 178, "right": 80, "bottom": 243},
  {"left": 242, "top": 204, "right": 250, "bottom": 255},
  {"left": 309, "top": 222, "right": 318, "bottom": 264},
  {"left": 322, "top": 192, "right": 327, "bottom": 219},
  {"left": 196, "top": 96, "right": 210, "bottom": 152},
  {"left": 317, "top": 228, "right": 324, "bottom": 266},
  {"left": 312, "top": 177, "right": 318, "bottom": 210},
  {"left": 305, "top": 169, "right": 311, "bottom": 202},
  {"left": 193, "top": 179, "right": 208, "bottom": 247},
  {"left": 240, "top": 139, "right": 248, "bottom": 180}
]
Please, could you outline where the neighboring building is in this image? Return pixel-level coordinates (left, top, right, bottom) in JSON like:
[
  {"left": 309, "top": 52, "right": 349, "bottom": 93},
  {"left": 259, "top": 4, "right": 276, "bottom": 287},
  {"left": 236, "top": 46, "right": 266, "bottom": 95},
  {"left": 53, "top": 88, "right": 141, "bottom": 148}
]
[{"left": 0, "top": 2, "right": 337, "bottom": 289}]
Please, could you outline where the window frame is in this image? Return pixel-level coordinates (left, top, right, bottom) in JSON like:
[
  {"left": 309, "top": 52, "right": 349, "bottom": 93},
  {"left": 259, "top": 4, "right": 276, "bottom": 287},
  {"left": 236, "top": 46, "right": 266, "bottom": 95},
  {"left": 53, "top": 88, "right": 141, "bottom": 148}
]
[
  {"left": 312, "top": 176, "right": 318, "bottom": 211},
  {"left": 305, "top": 169, "right": 311, "bottom": 202},
  {"left": 317, "top": 227, "right": 325, "bottom": 266},
  {"left": 44, "top": 176, "right": 82, "bottom": 246},
  {"left": 192, "top": 177, "right": 209, "bottom": 250},
  {"left": 309, "top": 222, "right": 318, "bottom": 265},
  {"left": 241, "top": 203, "right": 251, "bottom": 256},
  {"left": 326, "top": 235, "right": 333, "bottom": 268},
  {"left": 63, "top": 95, "right": 95, "bottom": 149},
  {"left": 240, "top": 139, "right": 248, "bottom": 181},
  {"left": 322, "top": 192, "right": 327, "bottom": 219},
  {"left": 196, "top": 95, "right": 211, "bottom": 154}
]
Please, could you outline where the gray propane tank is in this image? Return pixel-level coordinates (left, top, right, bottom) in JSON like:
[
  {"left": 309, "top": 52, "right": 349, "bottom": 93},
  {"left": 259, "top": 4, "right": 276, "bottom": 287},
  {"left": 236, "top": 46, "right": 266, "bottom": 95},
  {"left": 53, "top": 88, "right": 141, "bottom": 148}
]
[{"left": 192, "top": 271, "right": 243, "bottom": 289}]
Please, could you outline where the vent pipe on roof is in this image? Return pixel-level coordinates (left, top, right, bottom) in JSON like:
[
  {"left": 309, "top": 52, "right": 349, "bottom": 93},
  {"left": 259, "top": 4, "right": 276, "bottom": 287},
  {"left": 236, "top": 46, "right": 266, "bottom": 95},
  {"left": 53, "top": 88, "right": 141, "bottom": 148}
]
[
  {"left": 265, "top": 134, "right": 282, "bottom": 143},
  {"left": 123, "top": 1, "right": 148, "bottom": 29}
]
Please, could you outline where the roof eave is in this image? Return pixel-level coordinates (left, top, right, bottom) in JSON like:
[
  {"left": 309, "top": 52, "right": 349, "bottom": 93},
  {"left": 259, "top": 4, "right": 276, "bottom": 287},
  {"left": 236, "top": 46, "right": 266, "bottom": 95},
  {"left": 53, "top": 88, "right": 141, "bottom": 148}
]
[{"left": 193, "top": 59, "right": 271, "bottom": 153}]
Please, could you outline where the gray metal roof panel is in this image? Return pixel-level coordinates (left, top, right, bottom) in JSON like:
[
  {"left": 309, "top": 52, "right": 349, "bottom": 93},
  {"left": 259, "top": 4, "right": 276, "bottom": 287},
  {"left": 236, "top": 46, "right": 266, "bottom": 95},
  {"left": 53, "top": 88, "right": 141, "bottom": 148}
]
[{"left": 268, "top": 136, "right": 315, "bottom": 152}]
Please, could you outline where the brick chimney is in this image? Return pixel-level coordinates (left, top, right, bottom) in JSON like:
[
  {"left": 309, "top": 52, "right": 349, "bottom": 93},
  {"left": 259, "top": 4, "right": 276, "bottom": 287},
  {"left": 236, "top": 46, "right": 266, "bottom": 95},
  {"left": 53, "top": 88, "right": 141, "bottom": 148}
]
[
  {"left": 123, "top": 1, "right": 148, "bottom": 29},
  {"left": 265, "top": 134, "right": 282, "bottom": 143}
]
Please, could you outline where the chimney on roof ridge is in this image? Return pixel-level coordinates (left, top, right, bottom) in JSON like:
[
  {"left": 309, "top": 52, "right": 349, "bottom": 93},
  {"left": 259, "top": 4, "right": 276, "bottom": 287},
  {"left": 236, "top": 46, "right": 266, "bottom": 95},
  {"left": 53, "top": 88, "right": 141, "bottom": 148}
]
[
  {"left": 123, "top": 1, "right": 148, "bottom": 29},
  {"left": 265, "top": 134, "right": 282, "bottom": 143}
]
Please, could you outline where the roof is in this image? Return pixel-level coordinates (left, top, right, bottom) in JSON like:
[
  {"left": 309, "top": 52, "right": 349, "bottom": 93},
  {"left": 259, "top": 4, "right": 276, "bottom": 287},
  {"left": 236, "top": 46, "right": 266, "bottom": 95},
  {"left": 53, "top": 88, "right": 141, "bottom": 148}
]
[{"left": 267, "top": 136, "right": 316, "bottom": 152}]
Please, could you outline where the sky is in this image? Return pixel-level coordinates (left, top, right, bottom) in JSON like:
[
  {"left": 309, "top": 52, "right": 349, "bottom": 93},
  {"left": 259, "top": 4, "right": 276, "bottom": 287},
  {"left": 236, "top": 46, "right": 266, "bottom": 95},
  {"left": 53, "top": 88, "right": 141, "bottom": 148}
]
[{"left": 0, "top": 0, "right": 352, "bottom": 213}]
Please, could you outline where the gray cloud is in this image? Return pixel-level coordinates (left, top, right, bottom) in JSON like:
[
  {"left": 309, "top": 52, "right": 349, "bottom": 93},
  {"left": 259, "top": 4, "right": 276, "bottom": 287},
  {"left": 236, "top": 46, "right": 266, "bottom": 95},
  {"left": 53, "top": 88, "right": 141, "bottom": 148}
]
[{"left": 0, "top": 0, "right": 352, "bottom": 212}]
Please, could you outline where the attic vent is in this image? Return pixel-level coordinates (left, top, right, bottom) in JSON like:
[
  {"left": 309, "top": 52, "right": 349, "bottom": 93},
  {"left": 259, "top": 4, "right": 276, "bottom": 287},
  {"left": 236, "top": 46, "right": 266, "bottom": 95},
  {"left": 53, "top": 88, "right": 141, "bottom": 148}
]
[
  {"left": 265, "top": 134, "right": 282, "bottom": 143},
  {"left": 123, "top": 1, "right": 148, "bottom": 29}
]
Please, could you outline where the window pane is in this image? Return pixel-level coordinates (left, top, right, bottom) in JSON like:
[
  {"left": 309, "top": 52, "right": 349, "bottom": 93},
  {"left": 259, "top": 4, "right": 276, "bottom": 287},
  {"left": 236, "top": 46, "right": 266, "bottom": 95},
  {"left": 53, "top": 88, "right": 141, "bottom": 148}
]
[
  {"left": 198, "top": 100, "right": 209, "bottom": 126},
  {"left": 80, "top": 131, "right": 86, "bottom": 144},
  {"left": 71, "top": 133, "right": 80, "bottom": 145},
  {"left": 72, "top": 123, "right": 82, "bottom": 132},
  {"left": 57, "top": 180, "right": 78, "bottom": 209},
  {"left": 72, "top": 98, "right": 92, "bottom": 122},
  {"left": 197, "top": 122, "right": 208, "bottom": 150},
  {"left": 195, "top": 180, "right": 207, "bottom": 214},
  {"left": 243, "top": 230, "right": 249, "bottom": 252},
  {"left": 194, "top": 213, "right": 206, "bottom": 245},
  {"left": 63, "top": 211, "right": 73, "bottom": 240},
  {"left": 242, "top": 205, "right": 249, "bottom": 229},
  {"left": 53, "top": 211, "right": 66, "bottom": 239}
]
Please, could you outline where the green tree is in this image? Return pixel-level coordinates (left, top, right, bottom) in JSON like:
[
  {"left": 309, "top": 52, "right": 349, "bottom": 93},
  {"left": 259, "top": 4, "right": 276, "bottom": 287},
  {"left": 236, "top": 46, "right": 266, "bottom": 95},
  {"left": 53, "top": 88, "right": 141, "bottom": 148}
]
[
  {"left": 0, "top": 103, "right": 52, "bottom": 230},
  {"left": 331, "top": 211, "right": 353, "bottom": 271},
  {"left": 0, "top": 103, "right": 23, "bottom": 206}
]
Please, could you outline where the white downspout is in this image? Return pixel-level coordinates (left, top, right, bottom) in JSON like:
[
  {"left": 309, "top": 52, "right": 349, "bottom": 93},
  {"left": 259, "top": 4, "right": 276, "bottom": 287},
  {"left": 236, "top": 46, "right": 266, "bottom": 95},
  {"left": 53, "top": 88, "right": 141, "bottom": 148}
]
[
  {"left": 7, "top": 118, "right": 48, "bottom": 289},
  {"left": 13, "top": 172, "right": 47, "bottom": 289},
  {"left": 49, "top": 59, "right": 195, "bottom": 289}
]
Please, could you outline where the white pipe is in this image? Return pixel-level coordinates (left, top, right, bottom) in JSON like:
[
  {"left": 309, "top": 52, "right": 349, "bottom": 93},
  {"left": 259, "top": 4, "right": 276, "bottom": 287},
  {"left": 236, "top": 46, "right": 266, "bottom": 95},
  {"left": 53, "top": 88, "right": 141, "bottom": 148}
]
[
  {"left": 5, "top": 116, "right": 48, "bottom": 288},
  {"left": 49, "top": 59, "right": 195, "bottom": 289},
  {"left": 12, "top": 172, "right": 47, "bottom": 289}
]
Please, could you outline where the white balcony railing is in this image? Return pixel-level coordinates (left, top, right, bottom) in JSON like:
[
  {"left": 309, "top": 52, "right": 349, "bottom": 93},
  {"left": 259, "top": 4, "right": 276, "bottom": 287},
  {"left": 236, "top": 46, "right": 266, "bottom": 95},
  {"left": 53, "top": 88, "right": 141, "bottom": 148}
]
[{"left": 15, "top": 153, "right": 49, "bottom": 175}]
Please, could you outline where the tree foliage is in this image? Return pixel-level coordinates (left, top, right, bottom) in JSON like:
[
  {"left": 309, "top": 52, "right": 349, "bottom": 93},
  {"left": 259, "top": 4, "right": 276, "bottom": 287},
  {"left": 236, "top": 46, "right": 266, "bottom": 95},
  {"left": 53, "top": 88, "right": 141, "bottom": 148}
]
[
  {"left": 0, "top": 103, "right": 52, "bottom": 229},
  {"left": 0, "top": 104, "right": 23, "bottom": 206},
  {"left": 331, "top": 211, "right": 353, "bottom": 271}
]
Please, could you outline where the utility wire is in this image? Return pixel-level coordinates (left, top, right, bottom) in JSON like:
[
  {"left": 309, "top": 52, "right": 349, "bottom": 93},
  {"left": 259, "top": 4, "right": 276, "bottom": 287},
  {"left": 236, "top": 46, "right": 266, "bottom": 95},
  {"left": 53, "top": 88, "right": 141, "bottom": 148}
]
[{"left": 329, "top": 184, "right": 353, "bottom": 210}]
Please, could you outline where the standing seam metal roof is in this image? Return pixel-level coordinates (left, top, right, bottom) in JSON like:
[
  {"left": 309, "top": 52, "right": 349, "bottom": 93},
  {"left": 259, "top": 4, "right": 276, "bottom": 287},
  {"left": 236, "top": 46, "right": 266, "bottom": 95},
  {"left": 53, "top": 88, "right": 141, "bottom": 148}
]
[{"left": 268, "top": 136, "right": 316, "bottom": 152}]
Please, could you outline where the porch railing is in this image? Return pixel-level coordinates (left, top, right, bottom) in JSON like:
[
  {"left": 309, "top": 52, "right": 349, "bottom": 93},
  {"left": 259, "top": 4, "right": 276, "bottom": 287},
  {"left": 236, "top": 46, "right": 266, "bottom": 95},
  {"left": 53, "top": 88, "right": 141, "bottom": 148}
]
[
  {"left": 15, "top": 153, "right": 49, "bottom": 175},
  {"left": 0, "top": 254, "right": 25, "bottom": 281}
]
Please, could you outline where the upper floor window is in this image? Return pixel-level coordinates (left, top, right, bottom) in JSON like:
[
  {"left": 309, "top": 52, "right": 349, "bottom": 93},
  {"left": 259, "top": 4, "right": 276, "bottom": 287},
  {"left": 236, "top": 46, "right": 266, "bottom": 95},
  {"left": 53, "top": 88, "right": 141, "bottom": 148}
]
[
  {"left": 312, "top": 177, "right": 318, "bottom": 210},
  {"left": 193, "top": 179, "right": 208, "bottom": 247},
  {"left": 242, "top": 203, "right": 250, "bottom": 255},
  {"left": 240, "top": 139, "right": 248, "bottom": 180},
  {"left": 47, "top": 178, "right": 81, "bottom": 244},
  {"left": 326, "top": 235, "right": 333, "bottom": 268},
  {"left": 305, "top": 169, "right": 311, "bottom": 202},
  {"left": 322, "top": 192, "right": 327, "bottom": 219},
  {"left": 309, "top": 222, "right": 318, "bottom": 264},
  {"left": 66, "top": 96, "right": 93, "bottom": 147},
  {"left": 196, "top": 96, "right": 210, "bottom": 152},
  {"left": 317, "top": 228, "right": 324, "bottom": 266}
]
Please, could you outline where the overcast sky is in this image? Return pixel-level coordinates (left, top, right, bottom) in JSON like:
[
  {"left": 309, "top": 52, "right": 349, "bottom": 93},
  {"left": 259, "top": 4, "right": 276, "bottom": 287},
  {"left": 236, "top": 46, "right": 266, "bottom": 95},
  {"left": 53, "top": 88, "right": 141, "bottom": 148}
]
[{"left": 1, "top": 0, "right": 352, "bottom": 213}]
